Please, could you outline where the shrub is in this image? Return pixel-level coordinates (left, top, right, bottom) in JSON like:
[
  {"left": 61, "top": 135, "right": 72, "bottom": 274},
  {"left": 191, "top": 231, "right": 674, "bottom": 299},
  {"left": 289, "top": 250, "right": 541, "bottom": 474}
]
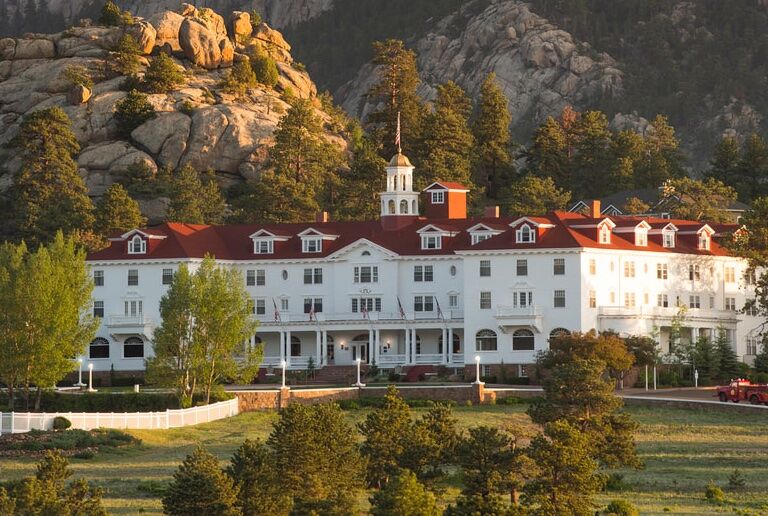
[
  {"left": 61, "top": 65, "right": 93, "bottom": 89},
  {"left": 73, "top": 450, "right": 95, "bottom": 460},
  {"left": 705, "top": 481, "right": 726, "bottom": 504},
  {"left": 250, "top": 10, "right": 262, "bottom": 27},
  {"left": 52, "top": 416, "right": 72, "bottom": 431},
  {"left": 179, "top": 100, "right": 195, "bottom": 116},
  {"left": 251, "top": 53, "right": 279, "bottom": 88},
  {"left": 605, "top": 499, "right": 639, "bottom": 516},
  {"left": 387, "top": 372, "right": 400, "bottom": 382},
  {"left": 728, "top": 469, "right": 747, "bottom": 490},
  {"left": 115, "top": 90, "right": 156, "bottom": 137},
  {"left": 162, "top": 447, "right": 239, "bottom": 515},
  {"left": 604, "top": 473, "right": 629, "bottom": 492},
  {"left": 495, "top": 395, "right": 520, "bottom": 406},
  {"left": 219, "top": 60, "right": 257, "bottom": 96},
  {"left": 99, "top": 0, "right": 121, "bottom": 26},
  {"left": 293, "top": 61, "right": 307, "bottom": 72},
  {"left": 113, "top": 34, "right": 142, "bottom": 76},
  {"left": 142, "top": 53, "right": 185, "bottom": 93}
]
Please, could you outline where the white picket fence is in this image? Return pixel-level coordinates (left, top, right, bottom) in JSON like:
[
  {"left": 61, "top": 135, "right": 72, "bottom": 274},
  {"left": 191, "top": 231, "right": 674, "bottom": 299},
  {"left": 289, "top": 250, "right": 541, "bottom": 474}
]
[{"left": 0, "top": 398, "right": 239, "bottom": 435}]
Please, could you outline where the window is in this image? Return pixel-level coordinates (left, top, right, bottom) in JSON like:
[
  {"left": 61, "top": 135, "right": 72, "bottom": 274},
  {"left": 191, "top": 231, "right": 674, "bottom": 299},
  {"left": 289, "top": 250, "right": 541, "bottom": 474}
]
[
  {"left": 513, "top": 291, "right": 533, "bottom": 308},
  {"left": 480, "top": 260, "right": 491, "bottom": 277},
  {"left": 431, "top": 190, "right": 445, "bottom": 204},
  {"left": 589, "top": 259, "right": 596, "bottom": 275},
  {"left": 162, "top": 268, "right": 173, "bottom": 285},
  {"left": 689, "top": 295, "right": 701, "bottom": 309},
  {"left": 89, "top": 338, "right": 110, "bottom": 359},
  {"left": 247, "top": 270, "right": 256, "bottom": 286},
  {"left": 657, "top": 294, "right": 669, "bottom": 308},
  {"left": 128, "top": 235, "right": 146, "bottom": 254},
  {"left": 124, "top": 299, "right": 142, "bottom": 317},
  {"left": 448, "top": 294, "right": 459, "bottom": 308},
  {"left": 745, "top": 301, "right": 759, "bottom": 316},
  {"left": 624, "top": 292, "right": 636, "bottom": 308},
  {"left": 689, "top": 264, "right": 700, "bottom": 281},
  {"left": 303, "top": 238, "right": 322, "bottom": 253},
  {"left": 304, "top": 268, "right": 323, "bottom": 284},
  {"left": 549, "top": 328, "right": 571, "bottom": 340},
  {"left": 553, "top": 258, "right": 565, "bottom": 275},
  {"left": 516, "top": 224, "right": 535, "bottom": 243},
  {"left": 663, "top": 231, "right": 675, "bottom": 248},
  {"left": 657, "top": 263, "right": 668, "bottom": 280},
  {"left": 124, "top": 337, "right": 144, "bottom": 358},
  {"left": 414, "top": 295, "right": 434, "bottom": 312},
  {"left": 725, "top": 267, "right": 736, "bottom": 283},
  {"left": 480, "top": 291, "right": 492, "bottom": 310},
  {"left": 553, "top": 290, "right": 566, "bottom": 308},
  {"left": 354, "top": 266, "right": 378, "bottom": 283},
  {"left": 282, "top": 270, "right": 288, "bottom": 280},
  {"left": 255, "top": 299, "right": 266, "bottom": 315},
  {"left": 93, "top": 270, "right": 104, "bottom": 286},
  {"left": 624, "top": 261, "right": 636, "bottom": 278},
  {"left": 281, "top": 298, "right": 289, "bottom": 311},
  {"left": 725, "top": 297, "right": 736, "bottom": 311},
  {"left": 475, "top": 329, "right": 497, "bottom": 351},
  {"left": 400, "top": 200, "right": 409, "bottom": 214},
  {"left": 636, "top": 229, "right": 648, "bottom": 246},
  {"left": 421, "top": 235, "right": 442, "bottom": 250},
  {"left": 93, "top": 301, "right": 104, "bottom": 318},
  {"left": 254, "top": 239, "right": 274, "bottom": 254},
  {"left": 352, "top": 297, "right": 382, "bottom": 313},
  {"left": 512, "top": 329, "right": 535, "bottom": 351},
  {"left": 472, "top": 233, "right": 491, "bottom": 245},
  {"left": 127, "top": 269, "right": 138, "bottom": 286},
  {"left": 516, "top": 259, "right": 528, "bottom": 276},
  {"left": 303, "top": 298, "right": 323, "bottom": 314},
  {"left": 414, "top": 265, "right": 434, "bottom": 282},
  {"left": 746, "top": 337, "right": 759, "bottom": 355},
  {"left": 589, "top": 290, "right": 596, "bottom": 308},
  {"left": 745, "top": 269, "right": 757, "bottom": 285},
  {"left": 599, "top": 224, "right": 611, "bottom": 244},
  {"left": 290, "top": 336, "right": 301, "bottom": 357},
  {"left": 450, "top": 265, "right": 457, "bottom": 276},
  {"left": 519, "top": 364, "right": 530, "bottom": 378},
  {"left": 698, "top": 234, "right": 710, "bottom": 250}
]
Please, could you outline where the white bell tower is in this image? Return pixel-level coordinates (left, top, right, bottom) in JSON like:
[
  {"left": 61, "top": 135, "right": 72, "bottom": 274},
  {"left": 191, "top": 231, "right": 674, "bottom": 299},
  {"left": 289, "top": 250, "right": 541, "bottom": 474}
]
[{"left": 379, "top": 113, "right": 420, "bottom": 230}]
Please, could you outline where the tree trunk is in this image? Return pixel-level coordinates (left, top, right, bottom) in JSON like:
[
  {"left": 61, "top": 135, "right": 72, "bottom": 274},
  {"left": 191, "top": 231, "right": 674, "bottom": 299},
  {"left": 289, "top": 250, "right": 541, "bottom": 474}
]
[{"left": 34, "top": 387, "right": 42, "bottom": 411}]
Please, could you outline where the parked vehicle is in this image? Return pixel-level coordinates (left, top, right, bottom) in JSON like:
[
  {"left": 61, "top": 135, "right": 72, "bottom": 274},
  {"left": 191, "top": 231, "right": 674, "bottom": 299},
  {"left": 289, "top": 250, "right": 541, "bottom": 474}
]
[{"left": 715, "top": 379, "right": 768, "bottom": 405}]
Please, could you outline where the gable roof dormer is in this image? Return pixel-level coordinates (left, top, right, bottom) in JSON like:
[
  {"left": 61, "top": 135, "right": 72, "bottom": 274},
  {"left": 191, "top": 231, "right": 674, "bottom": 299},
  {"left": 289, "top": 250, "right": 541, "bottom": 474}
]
[
  {"left": 249, "top": 229, "right": 290, "bottom": 255},
  {"left": 466, "top": 223, "right": 504, "bottom": 245},
  {"left": 108, "top": 229, "right": 167, "bottom": 255},
  {"left": 509, "top": 217, "right": 556, "bottom": 244},
  {"left": 613, "top": 220, "right": 651, "bottom": 247},
  {"left": 297, "top": 228, "right": 340, "bottom": 254}
]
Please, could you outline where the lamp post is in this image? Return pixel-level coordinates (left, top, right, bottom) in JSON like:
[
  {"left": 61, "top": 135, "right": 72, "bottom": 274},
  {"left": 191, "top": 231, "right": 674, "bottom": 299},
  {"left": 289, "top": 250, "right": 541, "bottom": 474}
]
[
  {"left": 74, "top": 358, "right": 86, "bottom": 387},
  {"left": 87, "top": 363, "right": 96, "bottom": 392},
  {"left": 354, "top": 357, "right": 366, "bottom": 387},
  {"left": 280, "top": 359, "right": 287, "bottom": 389},
  {"left": 474, "top": 355, "right": 483, "bottom": 384},
  {"left": 694, "top": 369, "right": 699, "bottom": 389}
]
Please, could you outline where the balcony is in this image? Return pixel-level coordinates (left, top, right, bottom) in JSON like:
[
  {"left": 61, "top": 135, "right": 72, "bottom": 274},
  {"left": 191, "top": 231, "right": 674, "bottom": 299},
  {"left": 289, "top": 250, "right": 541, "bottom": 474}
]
[
  {"left": 495, "top": 305, "right": 543, "bottom": 333},
  {"left": 598, "top": 306, "right": 740, "bottom": 325},
  {"left": 106, "top": 315, "right": 154, "bottom": 339},
  {"left": 256, "top": 310, "right": 463, "bottom": 326}
]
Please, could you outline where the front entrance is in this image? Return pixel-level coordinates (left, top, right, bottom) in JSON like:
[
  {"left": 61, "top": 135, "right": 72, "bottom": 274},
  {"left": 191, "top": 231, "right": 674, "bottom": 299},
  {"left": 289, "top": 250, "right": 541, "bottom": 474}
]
[{"left": 352, "top": 334, "right": 369, "bottom": 363}]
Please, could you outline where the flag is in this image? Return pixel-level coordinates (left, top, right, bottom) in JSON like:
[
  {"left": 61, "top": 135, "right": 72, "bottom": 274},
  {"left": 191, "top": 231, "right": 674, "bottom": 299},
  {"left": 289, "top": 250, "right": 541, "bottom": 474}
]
[
  {"left": 395, "top": 111, "right": 401, "bottom": 153},
  {"left": 435, "top": 297, "right": 444, "bottom": 320},
  {"left": 361, "top": 301, "right": 369, "bottom": 320},
  {"left": 273, "top": 298, "right": 281, "bottom": 323},
  {"left": 397, "top": 296, "right": 406, "bottom": 319}
]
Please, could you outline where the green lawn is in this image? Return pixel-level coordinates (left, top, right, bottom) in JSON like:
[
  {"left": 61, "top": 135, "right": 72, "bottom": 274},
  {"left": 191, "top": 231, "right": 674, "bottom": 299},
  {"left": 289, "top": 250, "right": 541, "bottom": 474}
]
[{"left": 1, "top": 405, "right": 767, "bottom": 515}]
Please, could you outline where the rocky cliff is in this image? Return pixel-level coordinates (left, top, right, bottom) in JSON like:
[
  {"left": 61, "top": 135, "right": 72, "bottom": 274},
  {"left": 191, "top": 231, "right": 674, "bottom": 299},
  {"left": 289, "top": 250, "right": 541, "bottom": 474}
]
[{"left": 0, "top": 4, "right": 343, "bottom": 220}]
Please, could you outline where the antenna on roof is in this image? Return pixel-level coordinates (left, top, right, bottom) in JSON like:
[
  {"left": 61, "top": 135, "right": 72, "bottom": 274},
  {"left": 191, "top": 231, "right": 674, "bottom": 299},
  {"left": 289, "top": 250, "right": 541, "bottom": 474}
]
[{"left": 395, "top": 111, "right": 402, "bottom": 154}]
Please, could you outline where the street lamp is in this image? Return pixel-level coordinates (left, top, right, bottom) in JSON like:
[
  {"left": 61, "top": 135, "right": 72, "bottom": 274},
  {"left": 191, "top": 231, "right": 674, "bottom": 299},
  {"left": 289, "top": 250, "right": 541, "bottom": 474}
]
[
  {"left": 74, "top": 357, "right": 86, "bottom": 387},
  {"left": 694, "top": 369, "right": 699, "bottom": 389},
  {"left": 280, "top": 359, "right": 287, "bottom": 388},
  {"left": 474, "top": 355, "right": 483, "bottom": 385},
  {"left": 354, "top": 357, "right": 366, "bottom": 387},
  {"left": 87, "top": 362, "right": 97, "bottom": 392}
]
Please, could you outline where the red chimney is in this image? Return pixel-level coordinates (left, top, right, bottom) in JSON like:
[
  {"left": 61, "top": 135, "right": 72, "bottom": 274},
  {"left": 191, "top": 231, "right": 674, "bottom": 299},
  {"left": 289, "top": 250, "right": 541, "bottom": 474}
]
[
  {"left": 484, "top": 205, "right": 500, "bottom": 218},
  {"left": 590, "top": 200, "right": 601, "bottom": 219}
]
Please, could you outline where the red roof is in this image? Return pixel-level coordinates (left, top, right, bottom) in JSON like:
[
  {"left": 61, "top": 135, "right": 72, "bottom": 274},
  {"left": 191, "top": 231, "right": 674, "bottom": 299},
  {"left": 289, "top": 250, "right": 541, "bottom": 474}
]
[{"left": 87, "top": 212, "right": 738, "bottom": 262}]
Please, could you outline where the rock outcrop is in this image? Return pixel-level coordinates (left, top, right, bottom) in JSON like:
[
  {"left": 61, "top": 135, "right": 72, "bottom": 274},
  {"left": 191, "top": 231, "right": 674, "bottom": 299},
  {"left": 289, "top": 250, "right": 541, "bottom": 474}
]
[{"left": 336, "top": 1, "right": 623, "bottom": 140}]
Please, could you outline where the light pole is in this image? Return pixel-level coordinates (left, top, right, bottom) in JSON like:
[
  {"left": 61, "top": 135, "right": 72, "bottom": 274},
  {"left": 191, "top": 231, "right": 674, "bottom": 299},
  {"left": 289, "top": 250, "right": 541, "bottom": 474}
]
[
  {"left": 280, "top": 359, "right": 287, "bottom": 389},
  {"left": 474, "top": 355, "right": 483, "bottom": 384},
  {"left": 74, "top": 358, "right": 85, "bottom": 387},
  {"left": 694, "top": 369, "right": 699, "bottom": 388},
  {"left": 87, "top": 363, "right": 96, "bottom": 392},
  {"left": 354, "top": 357, "right": 366, "bottom": 387}
]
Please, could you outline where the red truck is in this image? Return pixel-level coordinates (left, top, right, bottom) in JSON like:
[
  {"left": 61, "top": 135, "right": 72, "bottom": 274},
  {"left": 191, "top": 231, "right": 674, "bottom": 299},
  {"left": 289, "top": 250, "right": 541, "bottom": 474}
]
[{"left": 715, "top": 379, "right": 768, "bottom": 405}]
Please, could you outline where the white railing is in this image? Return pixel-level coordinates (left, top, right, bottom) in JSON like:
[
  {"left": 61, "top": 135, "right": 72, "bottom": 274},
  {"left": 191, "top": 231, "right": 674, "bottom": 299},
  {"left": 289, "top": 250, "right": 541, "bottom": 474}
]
[
  {"left": 107, "top": 315, "right": 154, "bottom": 327},
  {"left": 414, "top": 354, "right": 444, "bottom": 364},
  {"left": 261, "top": 356, "right": 283, "bottom": 367},
  {"left": 0, "top": 398, "right": 238, "bottom": 435},
  {"left": 598, "top": 306, "right": 740, "bottom": 321},
  {"left": 257, "top": 310, "right": 463, "bottom": 324},
  {"left": 450, "top": 353, "right": 465, "bottom": 364},
  {"left": 495, "top": 305, "right": 542, "bottom": 318},
  {"left": 288, "top": 356, "right": 311, "bottom": 369},
  {"left": 378, "top": 354, "right": 407, "bottom": 365}
]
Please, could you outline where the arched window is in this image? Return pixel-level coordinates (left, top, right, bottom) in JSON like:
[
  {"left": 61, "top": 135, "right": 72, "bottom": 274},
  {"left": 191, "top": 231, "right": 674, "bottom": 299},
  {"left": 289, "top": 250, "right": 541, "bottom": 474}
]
[
  {"left": 516, "top": 224, "right": 535, "bottom": 243},
  {"left": 438, "top": 333, "right": 461, "bottom": 354},
  {"left": 89, "top": 337, "right": 110, "bottom": 359},
  {"left": 400, "top": 200, "right": 409, "bottom": 214},
  {"left": 362, "top": 250, "right": 371, "bottom": 256},
  {"left": 599, "top": 224, "right": 611, "bottom": 244},
  {"left": 388, "top": 200, "right": 396, "bottom": 214},
  {"left": 124, "top": 337, "right": 144, "bottom": 358},
  {"left": 290, "top": 335, "right": 301, "bottom": 357},
  {"left": 401, "top": 175, "right": 406, "bottom": 191},
  {"left": 475, "top": 329, "right": 497, "bottom": 351},
  {"left": 549, "top": 328, "right": 571, "bottom": 342},
  {"left": 394, "top": 175, "right": 398, "bottom": 190},
  {"left": 512, "top": 329, "right": 535, "bottom": 351},
  {"left": 128, "top": 235, "right": 146, "bottom": 254},
  {"left": 450, "top": 265, "right": 457, "bottom": 276}
]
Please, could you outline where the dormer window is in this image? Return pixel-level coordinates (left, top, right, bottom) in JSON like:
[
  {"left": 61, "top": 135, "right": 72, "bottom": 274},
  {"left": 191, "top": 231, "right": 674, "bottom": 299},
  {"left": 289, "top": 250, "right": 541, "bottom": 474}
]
[
  {"left": 698, "top": 234, "right": 711, "bottom": 250},
  {"left": 663, "top": 231, "right": 675, "bottom": 248},
  {"left": 421, "top": 235, "right": 442, "bottom": 250},
  {"left": 472, "top": 233, "right": 491, "bottom": 245},
  {"left": 254, "top": 239, "right": 274, "bottom": 254},
  {"left": 431, "top": 191, "right": 445, "bottom": 204},
  {"left": 599, "top": 224, "right": 611, "bottom": 244},
  {"left": 128, "top": 235, "right": 146, "bottom": 254},
  {"left": 516, "top": 224, "right": 535, "bottom": 244},
  {"left": 635, "top": 228, "right": 648, "bottom": 247},
  {"left": 302, "top": 237, "right": 322, "bottom": 253}
]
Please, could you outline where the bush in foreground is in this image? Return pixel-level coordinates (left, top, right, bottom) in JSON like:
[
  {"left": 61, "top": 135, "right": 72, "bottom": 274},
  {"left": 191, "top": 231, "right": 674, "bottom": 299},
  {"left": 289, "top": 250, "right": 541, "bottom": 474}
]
[
  {"left": 163, "top": 446, "right": 240, "bottom": 516},
  {"left": 605, "top": 499, "right": 639, "bottom": 516}
]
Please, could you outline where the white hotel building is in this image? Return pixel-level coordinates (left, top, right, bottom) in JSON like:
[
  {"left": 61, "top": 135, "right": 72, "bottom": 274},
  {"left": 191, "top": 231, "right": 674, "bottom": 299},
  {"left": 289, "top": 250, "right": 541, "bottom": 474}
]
[{"left": 86, "top": 151, "right": 764, "bottom": 377}]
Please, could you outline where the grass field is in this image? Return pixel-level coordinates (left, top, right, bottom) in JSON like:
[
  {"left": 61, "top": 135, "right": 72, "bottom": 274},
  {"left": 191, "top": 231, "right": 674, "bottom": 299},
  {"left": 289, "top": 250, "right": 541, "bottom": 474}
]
[{"left": 1, "top": 404, "right": 767, "bottom": 515}]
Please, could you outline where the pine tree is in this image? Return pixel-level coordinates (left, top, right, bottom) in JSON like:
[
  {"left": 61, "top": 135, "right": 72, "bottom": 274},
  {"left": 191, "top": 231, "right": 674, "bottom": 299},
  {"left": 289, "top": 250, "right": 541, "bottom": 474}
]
[
  {"left": 501, "top": 175, "right": 572, "bottom": 217},
  {"left": 220, "top": 59, "right": 258, "bottom": 96},
  {"left": 99, "top": 0, "right": 121, "bottom": 26},
  {"left": 166, "top": 166, "right": 225, "bottom": 224},
  {"left": 455, "top": 426, "right": 515, "bottom": 499},
  {"left": 227, "top": 439, "right": 291, "bottom": 516},
  {"left": 249, "top": 48, "right": 279, "bottom": 88},
  {"left": 633, "top": 114, "right": 684, "bottom": 189},
  {"left": 142, "top": 53, "right": 185, "bottom": 93},
  {"left": 419, "top": 81, "right": 475, "bottom": 190},
  {"left": 707, "top": 136, "right": 740, "bottom": 190},
  {"left": 163, "top": 446, "right": 240, "bottom": 516},
  {"left": 572, "top": 110, "right": 613, "bottom": 198},
  {"left": 693, "top": 336, "right": 719, "bottom": 385},
  {"left": 399, "top": 402, "right": 460, "bottom": 481},
  {"left": 115, "top": 90, "right": 156, "bottom": 138},
  {"left": 370, "top": 470, "right": 440, "bottom": 516},
  {"left": 663, "top": 177, "right": 737, "bottom": 222},
  {"left": 10, "top": 107, "right": 95, "bottom": 245},
  {"left": 525, "top": 116, "right": 570, "bottom": 190},
  {"left": 113, "top": 34, "right": 143, "bottom": 76},
  {"left": 472, "top": 73, "right": 513, "bottom": 198},
  {"left": 736, "top": 133, "right": 768, "bottom": 202},
  {"left": 95, "top": 183, "right": 146, "bottom": 237},
  {"left": 333, "top": 135, "right": 386, "bottom": 221},
  {"left": 366, "top": 39, "right": 424, "bottom": 159},
  {"left": 714, "top": 329, "right": 740, "bottom": 383},
  {"left": 230, "top": 171, "right": 320, "bottom": 223},
  {"left": 609, "top": 130, "right": 644, "bottom": 191}
]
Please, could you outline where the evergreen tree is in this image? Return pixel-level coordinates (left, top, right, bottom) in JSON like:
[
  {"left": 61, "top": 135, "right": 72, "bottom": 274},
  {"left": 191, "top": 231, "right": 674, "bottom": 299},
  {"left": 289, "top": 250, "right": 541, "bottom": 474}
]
[
  {"left": 95, "top": 183, "right": 146, "bottom": 237},
  {"left": 707, "top": 136, "right": 740, "bottom": 190},
  {"left": 663, "top": 177, "right": 737, "bottom": 222},
  {"left": 370, "top": 470, "right": 440, "bottom": 516},
  {"left": 455, "top": 426, "right": 516, "bottom": 500},
  {"left": 571, "top": 110, "right": 613, "bottom": 198},
  {"left": 754, "top": 336, "right": 768, "bottom": 374},
  {"left": 419, "top": 81, "right": 475, "bottom": 190},
  {"left": 714, "top": 329, "right": 740, "bottom": 383},
  {"left": 501, "top": 175, "right": 572, "bottom": 217},
  {"left": 227, "top": 439, "right": 291, "bottom": 516},
  {"left": 113, "top": 34, "right": 143, "bottom": 76},
  {"left": 525, "top": 115, "right": 570, "bottom": 191},
  {"left": 220, "top": 59, "right": 258, "bottom": 96},
  {"left": 115, "top": 90, "right": 156, "bottom": 137},
  {"left": 633, "top": 114, "right": 684, "bottom": 189},
  {"left": 268, "top": 403, "right": 365, "bottom": 513},
  {"left": 10, "top": 107, "right": 95, "bottom": 245},
  {"left": 142, "top": 53, "right": 185, "bottom": 93},
  {"left": 359, "top": 385, "right": 413, "bottom": 487},
  {"left": 609, "top": 130, "right": 644, "bottom": 192},
  {"left": 333, "top": 135, "right": 386, "bottom": 221},
  {"left": 250, "top": 49, "right": 279, "bottom": 88},
  {"left": 166, "top": 166, "right": 226, "bottom": 224},
  {"left": 365, "top": 39, "right": 424, "bottom": 159},
  {"left": 99, "top": 0, "right": 121, "bottom": 26},
  {"left": 472, "top": 73, "right": 513, "bottom": 199},
  {"left": 445, "top": 494, "right": 512, "bottom": 516},
  {"left": 736, "top": 133, "right": 768, "bottom": 202},
  {"left": 163, "top": 446, "right": 240, "bottom": 516},
  {"left": 521, "top": 420, "right": 600, "bottom": 516},
  {"left": 229, "top": 171, "right": 320, "bottom": 223},
  {"left": 693, "top": 336, "right": 719, "bottom": 385}
]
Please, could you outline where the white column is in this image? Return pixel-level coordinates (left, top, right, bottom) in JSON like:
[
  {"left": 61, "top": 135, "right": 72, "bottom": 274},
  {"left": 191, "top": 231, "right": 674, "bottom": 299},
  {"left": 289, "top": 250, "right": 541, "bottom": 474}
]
[
  {"left": 374, "top": 329, "right": 381, "bottom": 364},
  {"left": 442, "top": 328, "right": 448, "bottom": 364},
  {"left": 448, "top": 327, "right": 454, "bottom": 365},
  {"left": 368, "top": 329, "right": 374, "bottom": 364},
  {"left": 411, "top": 328, "right": 418, "bottom": 363},
  {"left": 285, "top": 330, "right": 292, "bottom": 367},
  {"left": 322, "top": 330, "right": 328, "bottom": 364},
  {"left": 279, "top": 332, "right": 285, "bottom": 363},
  {"left": 315, "top": 331, "right": 322, "bottom": 367},
  {"left": 404, "top": 328, "right": 411, "bottom": 364}
]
